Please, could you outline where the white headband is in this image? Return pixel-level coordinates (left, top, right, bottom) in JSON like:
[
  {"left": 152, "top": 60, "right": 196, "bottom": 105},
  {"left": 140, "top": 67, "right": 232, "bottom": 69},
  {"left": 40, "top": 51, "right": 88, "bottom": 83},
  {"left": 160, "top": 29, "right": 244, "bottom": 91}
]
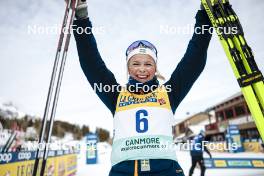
[{"left": 126, "top": 47, "right": 157, "bottom": 63}]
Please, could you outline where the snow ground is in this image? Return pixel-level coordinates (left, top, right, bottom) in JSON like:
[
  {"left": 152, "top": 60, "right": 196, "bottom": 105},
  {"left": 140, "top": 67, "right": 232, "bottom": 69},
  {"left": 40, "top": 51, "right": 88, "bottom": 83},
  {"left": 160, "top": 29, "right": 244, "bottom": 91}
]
[{"left": 76, "top": 142, "right": 264, "bottom": 176}]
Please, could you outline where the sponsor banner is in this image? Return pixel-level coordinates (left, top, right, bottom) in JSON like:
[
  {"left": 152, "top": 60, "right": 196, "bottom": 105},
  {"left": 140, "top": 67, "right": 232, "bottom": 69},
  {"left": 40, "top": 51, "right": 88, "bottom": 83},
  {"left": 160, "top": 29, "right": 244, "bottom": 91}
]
[
  {"left": 0, "top": 150, "right": 77, "bottom": 164},
  {"left": 0, "top": 152, "right": 34, "bottom": 164},
  {"left": 86, "top": 133, "right": 98, "bottom": 164},
  {"left": 243, "top": 142, "right": 262, "bottom": 153},
  {"left": 56, "top": 150, "right": 64, "bottom": 156},
  {"left": 204, "top": 158, "right": 264, "bottom": 169},
  {"left": 226, "top": 125, "right": 244, "bottom": 153},
  {"left": 0, "top": 153, "right": 77, "bottom": 176}
]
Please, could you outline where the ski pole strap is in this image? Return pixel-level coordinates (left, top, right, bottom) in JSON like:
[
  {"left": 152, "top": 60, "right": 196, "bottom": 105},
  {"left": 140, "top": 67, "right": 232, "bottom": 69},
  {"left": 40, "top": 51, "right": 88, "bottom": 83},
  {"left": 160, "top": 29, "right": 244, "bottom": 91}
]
[{"left": 237, "top": 71, "right": 264, "bottom": 87}]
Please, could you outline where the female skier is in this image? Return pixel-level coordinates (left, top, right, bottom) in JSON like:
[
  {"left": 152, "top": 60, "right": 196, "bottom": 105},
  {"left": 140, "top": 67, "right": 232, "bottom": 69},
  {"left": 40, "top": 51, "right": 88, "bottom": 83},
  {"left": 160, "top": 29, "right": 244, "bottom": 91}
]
[{"left": 73, "top": 0, "right": 212, "bottom": 175}]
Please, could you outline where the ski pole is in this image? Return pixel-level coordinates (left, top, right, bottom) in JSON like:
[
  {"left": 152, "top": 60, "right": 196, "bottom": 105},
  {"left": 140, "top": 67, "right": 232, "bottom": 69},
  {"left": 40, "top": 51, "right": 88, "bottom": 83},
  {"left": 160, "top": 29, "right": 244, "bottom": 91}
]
[
  {"left": 5, "top": 132, "right": 17, "bottom": 153},
  {"left": 1, "top": 131, "right": 16, "bottom": 153},
  {"left": 39, "top": 0, "right": 78, "bottom": 174},
  {"left": 32, "top": 0, "right": 77, "bottom": 175},
  {"left": 1, "top": 132, "right": 13, "bottom": 153}
]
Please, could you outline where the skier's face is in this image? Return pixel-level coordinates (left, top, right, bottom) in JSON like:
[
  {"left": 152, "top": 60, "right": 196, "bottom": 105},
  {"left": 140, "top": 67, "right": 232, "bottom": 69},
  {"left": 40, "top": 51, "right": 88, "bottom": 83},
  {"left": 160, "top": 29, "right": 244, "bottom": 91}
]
[{"left": 128, "top": 54, "right": 156, "bottom": 83}]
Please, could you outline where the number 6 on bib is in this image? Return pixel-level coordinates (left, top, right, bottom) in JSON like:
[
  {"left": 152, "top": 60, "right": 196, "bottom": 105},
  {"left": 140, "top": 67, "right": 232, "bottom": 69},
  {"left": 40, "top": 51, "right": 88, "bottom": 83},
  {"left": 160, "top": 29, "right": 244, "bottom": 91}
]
[{"left": 136, "top": 109, "right": 149, "bottom": 133}]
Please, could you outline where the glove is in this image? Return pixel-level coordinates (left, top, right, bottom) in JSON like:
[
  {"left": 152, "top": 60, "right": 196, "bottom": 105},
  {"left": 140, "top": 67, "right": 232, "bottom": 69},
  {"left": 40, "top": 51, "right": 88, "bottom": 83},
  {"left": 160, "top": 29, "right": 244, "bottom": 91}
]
[{"left": 75, "top": 0, "right": 88, "bottom": 19}]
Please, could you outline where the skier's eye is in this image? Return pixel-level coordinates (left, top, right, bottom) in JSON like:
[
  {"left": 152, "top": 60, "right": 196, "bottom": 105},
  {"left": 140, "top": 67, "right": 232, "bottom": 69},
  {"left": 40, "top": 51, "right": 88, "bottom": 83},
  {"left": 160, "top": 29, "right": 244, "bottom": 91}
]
[{"left": 145, "top": 63, "right": 153, "bottom": 67}]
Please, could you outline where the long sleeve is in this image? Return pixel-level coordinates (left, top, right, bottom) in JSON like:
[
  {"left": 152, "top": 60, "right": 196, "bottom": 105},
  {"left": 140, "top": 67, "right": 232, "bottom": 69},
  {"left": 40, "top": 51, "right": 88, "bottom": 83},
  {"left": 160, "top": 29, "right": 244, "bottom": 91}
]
[
  {"left": 164, "top": 10, "right": 212, "bottom": 114},
  {"left": 73, "top": 18, "right": 119, "bottom": 115}
]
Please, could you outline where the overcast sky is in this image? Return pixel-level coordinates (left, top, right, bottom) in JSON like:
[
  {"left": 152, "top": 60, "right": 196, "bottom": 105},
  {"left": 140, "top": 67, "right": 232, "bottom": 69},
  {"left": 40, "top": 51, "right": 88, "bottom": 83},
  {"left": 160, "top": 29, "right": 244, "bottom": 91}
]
[{"left": 0, "top": 0, "right": 263, "bottom": 135}]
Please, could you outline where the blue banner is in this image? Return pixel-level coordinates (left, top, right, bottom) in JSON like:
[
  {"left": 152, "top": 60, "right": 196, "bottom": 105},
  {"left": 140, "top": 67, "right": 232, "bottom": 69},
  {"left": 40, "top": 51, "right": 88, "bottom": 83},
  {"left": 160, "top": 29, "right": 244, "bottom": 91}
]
[
  {"left": 86, "top": 133, "right": 98, "bottom": 164},
  {"left": 0, "top": 150, "right": 78, "bottom": 164},
  {"left": 226, "top": 125, "right": 244, "bottom": 153}
]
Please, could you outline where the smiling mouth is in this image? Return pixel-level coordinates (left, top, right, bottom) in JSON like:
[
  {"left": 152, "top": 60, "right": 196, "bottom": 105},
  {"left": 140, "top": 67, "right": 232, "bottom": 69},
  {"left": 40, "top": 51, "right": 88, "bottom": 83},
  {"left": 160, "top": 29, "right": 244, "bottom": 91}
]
[{"left": 136, "top": 75, "right": 149, "bottom": 79}]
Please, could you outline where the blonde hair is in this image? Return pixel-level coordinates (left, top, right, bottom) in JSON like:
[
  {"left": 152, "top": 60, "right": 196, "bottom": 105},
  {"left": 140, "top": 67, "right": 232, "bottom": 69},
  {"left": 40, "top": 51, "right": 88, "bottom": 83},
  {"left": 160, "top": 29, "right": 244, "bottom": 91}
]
[
  {"left": 155, "top": 59, "right": 165, "bottom": 81},
  {"left": 155, "top": 69, "right": 165, "bottom": 81}
]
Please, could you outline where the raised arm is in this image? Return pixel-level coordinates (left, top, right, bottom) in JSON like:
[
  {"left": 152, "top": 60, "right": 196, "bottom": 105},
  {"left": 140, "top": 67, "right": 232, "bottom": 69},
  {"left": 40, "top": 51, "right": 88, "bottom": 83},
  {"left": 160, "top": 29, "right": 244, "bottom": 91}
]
[
  {"left": 164, "top": 10, "right": 212, "bottom": 114},
  {"left": 73, "top": 4, "right": 119, "bottom": 115}
]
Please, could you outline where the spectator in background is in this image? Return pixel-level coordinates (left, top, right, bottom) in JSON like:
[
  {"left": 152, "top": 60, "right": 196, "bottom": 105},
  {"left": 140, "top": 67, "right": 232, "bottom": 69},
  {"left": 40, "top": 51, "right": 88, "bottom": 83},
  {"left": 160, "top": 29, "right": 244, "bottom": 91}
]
[{"left": 189, "top": 130, "right": 212, "bottom": 176}]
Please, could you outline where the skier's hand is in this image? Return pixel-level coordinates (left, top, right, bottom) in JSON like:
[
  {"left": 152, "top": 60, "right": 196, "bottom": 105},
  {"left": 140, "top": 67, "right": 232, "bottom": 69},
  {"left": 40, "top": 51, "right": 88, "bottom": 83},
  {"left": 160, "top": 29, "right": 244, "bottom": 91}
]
[
  {"left": 77, "top": 0, "right": 87, "bottom": 9},
  {"left": 209, "top": 154, "right": 212, "bottom": 159},
  {"left": 76, "top": 0, "right": 88, "bottom": 19}
]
